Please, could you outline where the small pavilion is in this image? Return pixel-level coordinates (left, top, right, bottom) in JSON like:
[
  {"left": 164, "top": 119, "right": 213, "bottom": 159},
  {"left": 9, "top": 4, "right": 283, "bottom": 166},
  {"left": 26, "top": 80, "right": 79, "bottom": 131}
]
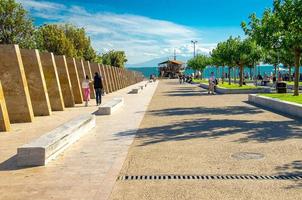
[{"left": 158, "top": 59, "right": 185, "bottom": 78}]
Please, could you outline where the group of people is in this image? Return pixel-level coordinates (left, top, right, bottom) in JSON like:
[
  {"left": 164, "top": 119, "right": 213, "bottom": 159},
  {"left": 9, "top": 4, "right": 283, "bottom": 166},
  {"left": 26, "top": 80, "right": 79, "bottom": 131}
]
[
  {"left": 178, "top": 74, "right": 193, "bottom": 84},
  {"left": 81, "top": 72, "right": 104, "bottom": 107}
]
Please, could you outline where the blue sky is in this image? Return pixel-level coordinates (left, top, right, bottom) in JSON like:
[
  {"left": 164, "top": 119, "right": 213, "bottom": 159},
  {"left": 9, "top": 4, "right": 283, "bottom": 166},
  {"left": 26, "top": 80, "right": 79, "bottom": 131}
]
[{"left": 18, "top": 0, "right": 273, "bottom": 64}]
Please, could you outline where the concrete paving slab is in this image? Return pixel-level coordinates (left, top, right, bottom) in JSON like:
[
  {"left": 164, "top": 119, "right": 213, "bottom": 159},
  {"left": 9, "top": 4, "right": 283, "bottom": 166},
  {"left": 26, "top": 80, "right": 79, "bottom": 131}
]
[
  {"left": 110, "top": 80, "right": 302, "bottom": 200},
  {"left": 0, "top": 80, "right": 158, "bottom": 200}
]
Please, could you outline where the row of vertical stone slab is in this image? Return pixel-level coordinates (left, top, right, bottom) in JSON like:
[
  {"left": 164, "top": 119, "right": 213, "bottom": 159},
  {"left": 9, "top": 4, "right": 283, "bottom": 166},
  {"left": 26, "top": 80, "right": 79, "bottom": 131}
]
[{"left": 0, "top": 44, "right": 144, "bottom": 132}]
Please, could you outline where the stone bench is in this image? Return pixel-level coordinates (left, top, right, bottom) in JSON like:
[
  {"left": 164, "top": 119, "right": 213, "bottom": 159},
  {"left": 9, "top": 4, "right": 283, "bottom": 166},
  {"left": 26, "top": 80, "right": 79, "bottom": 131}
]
[
  {"left": 17, "top": 114, "right": 96, "bottom": 167},
  {"left": 248, "top": 94, "right": 302, "bottom": 118},
  {"left": 199, "top": 83, "right": 271, "bottom": 94},
  {"left": 130, "top": 87, "right": 142, "bottom": 94},
  {"left": 98, "top": 98, "right": 124, "bottom": 115}
]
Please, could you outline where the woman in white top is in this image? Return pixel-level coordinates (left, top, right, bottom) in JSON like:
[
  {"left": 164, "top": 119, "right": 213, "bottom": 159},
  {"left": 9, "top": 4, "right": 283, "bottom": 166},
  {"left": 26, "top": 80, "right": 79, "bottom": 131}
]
[{"left": 82, "top": 75, "right": 91, "bottom": 107}]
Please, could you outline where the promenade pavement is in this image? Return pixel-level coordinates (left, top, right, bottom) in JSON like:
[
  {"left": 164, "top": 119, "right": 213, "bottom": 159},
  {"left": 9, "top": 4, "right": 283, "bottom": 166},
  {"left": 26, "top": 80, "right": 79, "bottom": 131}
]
[
  {"left": 110, "top": 79, "right": 302, "bottom": 200},
  {"left": 0, "top": 80, "right": 158, "bottom": 200}
]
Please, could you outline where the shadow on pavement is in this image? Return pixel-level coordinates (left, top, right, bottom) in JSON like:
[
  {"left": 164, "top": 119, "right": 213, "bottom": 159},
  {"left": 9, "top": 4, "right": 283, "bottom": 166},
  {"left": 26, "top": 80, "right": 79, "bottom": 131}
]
[
  {"left": 275, "top": 160, "right": 302, "bottom": 189},
  {"left": 116, "top": 117, "right": 302, "bottom": 145},
  {"left": 148, "top": 106, "right": 264, "bottom": 116}
]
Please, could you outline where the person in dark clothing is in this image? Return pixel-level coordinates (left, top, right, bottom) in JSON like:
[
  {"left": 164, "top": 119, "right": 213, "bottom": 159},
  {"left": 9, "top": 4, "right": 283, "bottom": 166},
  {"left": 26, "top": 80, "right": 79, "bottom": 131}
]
[{"left": 94, "top": 72, "right": 103, "bottom": 106}]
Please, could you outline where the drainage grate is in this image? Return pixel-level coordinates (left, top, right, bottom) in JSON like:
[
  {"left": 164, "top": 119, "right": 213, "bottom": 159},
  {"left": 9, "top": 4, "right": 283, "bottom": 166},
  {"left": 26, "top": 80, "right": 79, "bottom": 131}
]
[{"left": 118, "top": 174, "right": 302, "bottom": 181}]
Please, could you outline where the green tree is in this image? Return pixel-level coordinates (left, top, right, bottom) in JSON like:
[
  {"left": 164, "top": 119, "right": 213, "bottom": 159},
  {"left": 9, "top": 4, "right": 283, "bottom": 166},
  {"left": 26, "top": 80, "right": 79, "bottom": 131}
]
[
  {"left": 61, "top": 24, "right": 97, "bottom": 61},
  {"left": 0, "top": 0, "right": 35, "bottom": 48},
  {"left": 187, "top": 55, "right": 211, "bottom": 79},
  {"left": 211, "top": 41, "right": 230, "bottom": 83},
  {"left": 232, "top": 38, "right": 262, "bottom": 87},
  {"left": 102, "top": 50, "right": 127, "bottom": 68},
  {"left": 35, "top": 24, "right": 76, "bottom": 57},
  {"left": 263, "top": 49, "right": 279, "bottom": 75},
  {"left": 280, "top": 49, "right": 295, "bottom": 81},
  {"left": 243, "top": 0, "right": 302, "bottom": 95},
  {"left": 224, "top": 37, "right": 239, "bottom": 85}
]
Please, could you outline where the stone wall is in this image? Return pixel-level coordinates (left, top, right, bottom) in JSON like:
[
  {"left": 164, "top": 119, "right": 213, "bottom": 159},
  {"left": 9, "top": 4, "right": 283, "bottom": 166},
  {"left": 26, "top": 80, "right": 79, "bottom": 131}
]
[
  {"left": 0, "top": 44, "right": 144, "bottom": 132},
  {"left": 0, "top": 81, "right": 10, "bottom": 132}
]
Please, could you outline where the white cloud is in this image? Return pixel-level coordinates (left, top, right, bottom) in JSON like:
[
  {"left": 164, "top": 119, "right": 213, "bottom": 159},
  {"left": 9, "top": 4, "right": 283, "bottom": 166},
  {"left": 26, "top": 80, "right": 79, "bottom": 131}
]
[{"left": 18, "top": 0, "right": 217, "bottom": 64}]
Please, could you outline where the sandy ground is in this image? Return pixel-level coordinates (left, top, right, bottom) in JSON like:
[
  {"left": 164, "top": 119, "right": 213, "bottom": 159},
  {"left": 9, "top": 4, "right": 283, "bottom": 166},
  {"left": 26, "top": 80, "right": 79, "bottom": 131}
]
[{"left": 110, "top": 79, "right": 302, "bottom": 200}]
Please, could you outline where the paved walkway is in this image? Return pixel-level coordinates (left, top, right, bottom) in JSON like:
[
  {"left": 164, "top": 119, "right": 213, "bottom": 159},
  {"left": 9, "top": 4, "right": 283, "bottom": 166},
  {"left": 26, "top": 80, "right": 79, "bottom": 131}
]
[
  {"left": 110, "top": 80, "right": 302, "bottom": 200},
  {"left": 0, "top": 80, "right": 158, "bottom": 200}
]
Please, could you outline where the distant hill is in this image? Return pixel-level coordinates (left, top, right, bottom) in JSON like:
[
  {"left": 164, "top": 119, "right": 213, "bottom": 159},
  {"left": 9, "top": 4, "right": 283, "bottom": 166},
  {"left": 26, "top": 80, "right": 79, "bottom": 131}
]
[{"left": 127, "top": 55, "right": 191, "bottom": 68}]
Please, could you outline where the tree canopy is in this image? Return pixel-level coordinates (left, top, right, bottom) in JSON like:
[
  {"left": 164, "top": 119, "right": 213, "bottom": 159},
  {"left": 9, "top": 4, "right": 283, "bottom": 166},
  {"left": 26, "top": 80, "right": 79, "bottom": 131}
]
[
  {"left": 242, "top": 0, "right": 302, "bottom": 95},
  {"left": 0, "top": 0, "right": 127, "bottom": 67},
  {"left": 102, "top": 50, "right": 127, "bottom": 68},
  {"left": 0, "top": 0, "right": 35, "bottom": 48},
  {"left": 187, "top": 54, "right": 211, "bottom": 78},
  {"left": 35, "top": 24, "right": 76, "bottom": 57}
]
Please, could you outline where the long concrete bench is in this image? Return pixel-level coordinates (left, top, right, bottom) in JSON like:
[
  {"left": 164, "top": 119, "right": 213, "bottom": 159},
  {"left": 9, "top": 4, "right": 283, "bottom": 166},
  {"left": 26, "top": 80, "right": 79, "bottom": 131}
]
[
  {"left": 130, "top": 87, "right": 142, "bottom": 94},
  {"left": 17, "top": 114, "right": 96, "bottom": 167},
  {"left": 248, "top": 94, "right": 302, "bottom": 118},
  {"left": 98, "top": 97, "right": 124, "bottom": 115},
  {"left": 199, "top": 83, "right": 271, "bottom": 94}
]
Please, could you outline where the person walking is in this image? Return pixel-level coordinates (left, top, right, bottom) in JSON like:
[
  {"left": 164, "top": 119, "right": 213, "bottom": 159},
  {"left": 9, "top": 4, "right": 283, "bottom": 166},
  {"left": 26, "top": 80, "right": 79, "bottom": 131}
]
[
  {"left": 208, "top": 72, "right": 216, "bottom": 95},
  {"left": 82, "top": 75, "right": 91, "bottom": 107},
  {"left": 94, "top": 72, "right": 103, "bottom": 106}
]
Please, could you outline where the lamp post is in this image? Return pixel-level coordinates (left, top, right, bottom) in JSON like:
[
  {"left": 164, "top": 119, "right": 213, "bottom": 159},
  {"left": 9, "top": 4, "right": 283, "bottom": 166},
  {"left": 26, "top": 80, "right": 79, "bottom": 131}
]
[{"left": 191, "top": 40, "right": 198, "bottom": 58}]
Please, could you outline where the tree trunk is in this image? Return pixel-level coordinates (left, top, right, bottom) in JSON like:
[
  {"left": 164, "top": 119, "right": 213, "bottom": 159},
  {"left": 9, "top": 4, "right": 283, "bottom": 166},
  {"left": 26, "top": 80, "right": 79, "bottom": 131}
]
[
  {"left": 228, "top": 67, "right": 231, "bottom": 85},
  {"left": 239, "top": 64, "right": 244, "bottom": 87},
  {"left": 289, "top": 66, "right": 292, "bottom": 82},
  {"left": 274, "top": 65, "right": 277, "bottom": 76},
  {"left": 222, "top": 65, "right": 225, "bottom": 84},
  {"left": 234, "top": 68, "right": 236, "bottom": 83},
  {"left": 293, "top": 50, "right": 301, "bottom": 96},
  {"left": 250, "top": 67, "right": 252, "bottom": 80}
]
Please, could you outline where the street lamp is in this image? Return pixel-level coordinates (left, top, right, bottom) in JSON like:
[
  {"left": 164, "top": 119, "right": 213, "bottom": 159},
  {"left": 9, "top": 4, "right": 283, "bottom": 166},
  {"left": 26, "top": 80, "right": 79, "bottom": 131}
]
[{"left": 191, "top": 40, "right": 198, "bottom": 58}]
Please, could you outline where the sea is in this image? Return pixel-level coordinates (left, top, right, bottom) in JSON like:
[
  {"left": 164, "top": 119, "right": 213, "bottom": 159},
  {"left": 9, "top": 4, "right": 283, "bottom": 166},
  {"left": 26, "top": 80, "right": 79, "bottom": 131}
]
[{"left": 128, "top": 66, "right": 302, "bottom": 79}]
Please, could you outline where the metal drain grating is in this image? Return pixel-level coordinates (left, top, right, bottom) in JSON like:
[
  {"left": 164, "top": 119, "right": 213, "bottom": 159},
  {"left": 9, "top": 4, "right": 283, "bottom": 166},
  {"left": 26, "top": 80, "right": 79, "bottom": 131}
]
[{"left": 118, "top": 174, "right": 302, "bottom": 181}]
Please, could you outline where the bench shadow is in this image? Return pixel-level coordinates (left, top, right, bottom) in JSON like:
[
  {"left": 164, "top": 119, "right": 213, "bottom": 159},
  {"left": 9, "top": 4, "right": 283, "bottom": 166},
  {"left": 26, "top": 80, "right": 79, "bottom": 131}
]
[
  {"left": 0, "top": 155, "right": 22, "bottom": 171},
  {"left": 245, "top": 101, "right": 301, "bottom": 120}
]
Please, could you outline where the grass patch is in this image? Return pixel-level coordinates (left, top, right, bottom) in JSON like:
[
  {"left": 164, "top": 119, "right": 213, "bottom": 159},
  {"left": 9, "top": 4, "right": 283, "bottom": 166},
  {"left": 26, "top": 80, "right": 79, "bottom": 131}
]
[
  {"left": 192, "top": 78, "right": 208, "bottom": 84},
  {"left": 218, "top": 83, "right": 261, "bottom": 90},
  {"left": 285, "top": 81, "right": 302, "bottom": 86},
  {"left": 261, "top": 93, "right": 302, "bottom": 104}
]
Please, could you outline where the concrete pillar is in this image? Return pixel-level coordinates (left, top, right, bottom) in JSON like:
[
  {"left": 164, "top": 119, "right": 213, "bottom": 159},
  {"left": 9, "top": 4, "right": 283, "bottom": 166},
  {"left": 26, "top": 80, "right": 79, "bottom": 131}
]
[
  {"left": 54, "top": 55, "right": 75, "bottom": 108},
  {"left": 99, "top": 64, "right": 109, "bottom": 94},
  {"left": 113, "top": 67, "right": 119, "bottom": 90},
  {"left": 0, "top": 81, "right": 10, "bottom": 132},
  {"left": 111, "top": 66, "right": 117, "bottom": 91},
  {"left": 76, "top": 59, "right": 86, "bottom": 82},
  {"left": 119, "top": 68, "right": 123, "bottom": 89},
  {"left": 102, "top": 66, "right": 109, "bottom": 93},
  {"left": 83, "top": 61, "right": 95, "bottom": 99},
  {"left": 119, "top": 68, "right": 124, "bottom": 88},
  {"left": 0, "top": 44, "right": 34, "bottom": 123},
  {"left": 40, "top": 52, "right": 65, "bottom": 111},
  {"left": 20, "top": 49, "right": 51, "bottom": 116},
  {"left": 121, "top": 68, "right": 125, "bottom": 88},
  {"left": 116, "top": 68, "right": 122, "bottom": 90},
  {"left": 90, "top": 62, "right": 100, "bottom": 76},
  {"left": 104, "top": 65, "right": 111, "bottom": 93},
  {"left": 105, "top": 65, "right": 113, "bottom": 93},
  {"left": 125, "top": 70, "right": 129, "bottom": 87},
  {"left": 75, "top": 59, "right": 86, "bottom": 101},
  {"left": 122, "top": 69, "right": 126, "bottom": 88},
  {"left": 66, "top": 57, "right": 83, "bottom": 104}
]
